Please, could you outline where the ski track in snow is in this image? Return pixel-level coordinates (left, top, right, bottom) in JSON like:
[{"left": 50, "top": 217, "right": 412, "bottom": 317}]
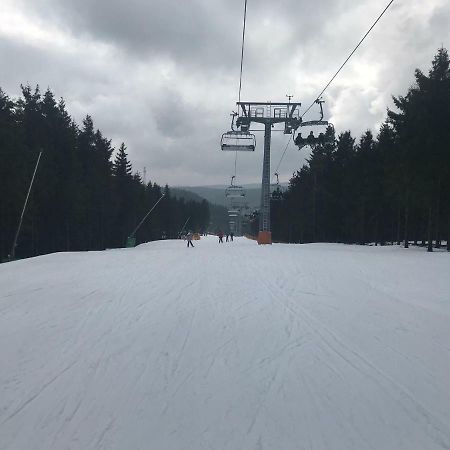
[{"left": 0, "top": 237, "right": 450, "bottom": 450}]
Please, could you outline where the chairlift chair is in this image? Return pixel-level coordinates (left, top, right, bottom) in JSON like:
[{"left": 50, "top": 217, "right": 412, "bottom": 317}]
[
  {"left": 225, "top": 185, "right": 246, "bottom": 197},
  {"left": 294, "top": 121, "right": 335, "bottom": 150},
  {"left": 229, "top": 196, "right": 246, "bottom": 207},
  {"left": 221, "top": 112, "right": 255, "bottom": 151},
  {"left": 271, "top": 186, "right": 284, "bottom": 201},
  {"left": 229, "top": 201, "right": 246, "bottom": 212},
  {"left": 221, "top": 131, "right": 256, "bottom": 152},
  {"left": 225, "top": 175, "right": 246, "bottom": 198},
  {"left": 295, "top": 99, "right": 335, "bottom": 150},
  {"left": 271, "top": 173, "right": 284, "bottom": 201}
]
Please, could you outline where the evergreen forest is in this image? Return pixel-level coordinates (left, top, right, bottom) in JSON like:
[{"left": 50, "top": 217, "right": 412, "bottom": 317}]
[
  {"left": 267, "top": 48, "right": 450, "bottom": 251},
  {"left": 2, "top": 48, "right": 450, "bottom": 259},
  {"left": 0, "top": 87, "right": 210, "bottom": 261}
]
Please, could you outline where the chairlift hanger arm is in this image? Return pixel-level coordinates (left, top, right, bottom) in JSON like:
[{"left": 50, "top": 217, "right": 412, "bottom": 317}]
[
  {"left": 230, "top": 111, "right": 238, "bottom": 130},
  {"left": 315, "top": 98, "right": 325, "bottom": 120}
]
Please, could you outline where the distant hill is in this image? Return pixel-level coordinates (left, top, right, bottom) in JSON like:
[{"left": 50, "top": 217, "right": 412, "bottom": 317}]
[
  {"left": 172, "top": 183, "right": 287, "bottom": 231},
  {"left": 177, "top": 185, "right": 262, "bottom": 209},
  {"left": 170, "top": 188, "right": 206, "bottom": 204},
  {"left": 170, "top": 187, "right": 229, "bottom": 231}
]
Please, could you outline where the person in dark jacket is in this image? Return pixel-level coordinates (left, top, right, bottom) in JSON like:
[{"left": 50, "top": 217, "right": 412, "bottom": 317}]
[
  {"left": 218, "top": 230, "right": 224, "bottom": 243},
  {"left": 186, "top": 231, "right": 194, "bottom": 248}
]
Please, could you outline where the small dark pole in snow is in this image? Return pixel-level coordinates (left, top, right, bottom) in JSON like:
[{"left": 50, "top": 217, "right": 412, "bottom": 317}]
[
  {"left": 427, "top": 205, "right": 433, "bottom": 252},
  {"left": 404, "top": 195, "right": 409, "bottom": 249},
  {"left": 447, "top": 217, "right": 450, "bottom": 251}
]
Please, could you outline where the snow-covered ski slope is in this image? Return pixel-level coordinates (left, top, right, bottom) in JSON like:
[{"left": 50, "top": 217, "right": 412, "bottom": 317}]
[{"left": 1, "top": 237, "right": 450, "bottom": 450}]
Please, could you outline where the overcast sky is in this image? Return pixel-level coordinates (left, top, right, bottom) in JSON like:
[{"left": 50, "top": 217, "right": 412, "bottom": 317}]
[{"left": 1, "top": 0, "right": 449, "bottom": 186}]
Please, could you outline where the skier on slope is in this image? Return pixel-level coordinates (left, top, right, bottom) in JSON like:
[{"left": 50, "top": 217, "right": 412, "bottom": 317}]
[
  {"left": 186, "top": 231, "right": 194, "bottom": 248},
  {"left": 230, "top": 232, "right": 234, "bottom": 242},
  {"left": 218, "top": 230, "right": 224, "bottom": 243}
]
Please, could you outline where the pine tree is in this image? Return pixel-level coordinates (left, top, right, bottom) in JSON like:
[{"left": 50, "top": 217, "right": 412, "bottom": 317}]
[
  {"left": 389, "top": 47, "right": 450, "bottom": 251},
  {"left": 0, "top": 86, "right": 211, "bottom": 259},
  {"left": 113, "top": 143, "right": 132, "bottom": 178},
  {"left": 0, "top": 89, "right": 27, "bottom": 258}
]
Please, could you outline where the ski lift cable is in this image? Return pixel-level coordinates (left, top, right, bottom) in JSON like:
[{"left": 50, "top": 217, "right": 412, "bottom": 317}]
[
  {"left": 272, "top": 0, "right": 395, "bottom": 180},
  {"left": 238, "top": 0, "right": 248, "bottom": 104},
  {"left": 301, "top": 0, "right": 395, "bottom": 119},
  {"left": 234, "top": 0, "right": 248, "bottom": 180},
  {"left": 272, "top": 134, "right": 293, "bottom": 182}
]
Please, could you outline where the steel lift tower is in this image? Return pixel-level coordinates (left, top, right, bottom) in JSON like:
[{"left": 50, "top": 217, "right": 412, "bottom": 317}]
[{"left": 235, "top": 101, "right": 301, "bottom": 244}]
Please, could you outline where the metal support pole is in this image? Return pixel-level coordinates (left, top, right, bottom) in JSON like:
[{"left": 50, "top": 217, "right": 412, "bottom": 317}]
[
  {"left": 179, "top": 216, "right": 191, "bottom": 236},
  {"left": 258, "top": 122, "right": 272, "bottom": 244},
  {"left": 128, "top": 193, "right": 165, "bottom": 241},
  {"left": 10, "top": 150, "right": 43, "bottom": 259}
]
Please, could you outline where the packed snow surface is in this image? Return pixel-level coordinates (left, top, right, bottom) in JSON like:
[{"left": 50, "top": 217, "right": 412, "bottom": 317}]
[{"left": 1, "top": 237, "right": 450, "bottom": 450}]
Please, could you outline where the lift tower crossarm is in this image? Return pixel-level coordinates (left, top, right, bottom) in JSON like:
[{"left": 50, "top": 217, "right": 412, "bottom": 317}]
[{"left": 237, "top": 102, "right": 300, "bottom": 106}]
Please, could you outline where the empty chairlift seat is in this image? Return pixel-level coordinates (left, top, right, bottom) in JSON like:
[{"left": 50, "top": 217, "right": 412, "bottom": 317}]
[
  {"left": 221, "top": 131, "right": 256, "bottom": 152},
  {"left": 225, "top": 185, "right": 246, "bottom": 198}
]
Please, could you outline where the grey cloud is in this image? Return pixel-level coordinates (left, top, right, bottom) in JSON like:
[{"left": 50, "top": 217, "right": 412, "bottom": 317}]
[
  {"left": 2, "top": 0, "right": 449, "bottom": 187},
  {"left": 19, "top": 0, "right": 239, "bottom": 70},
  {"left": 152, "top": 89, "right": 194, "bottom": 138},
  {"left": 18, "top": 0, "right": 344, "bottom": 76}
]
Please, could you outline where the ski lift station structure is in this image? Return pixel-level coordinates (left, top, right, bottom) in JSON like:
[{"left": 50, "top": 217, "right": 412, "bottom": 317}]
[
  {"left": 222, "top": 101, "right": 301, "bottom": 244},
  {"left": 219, "top": 0, "right": 395, "bottom": 245}
]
